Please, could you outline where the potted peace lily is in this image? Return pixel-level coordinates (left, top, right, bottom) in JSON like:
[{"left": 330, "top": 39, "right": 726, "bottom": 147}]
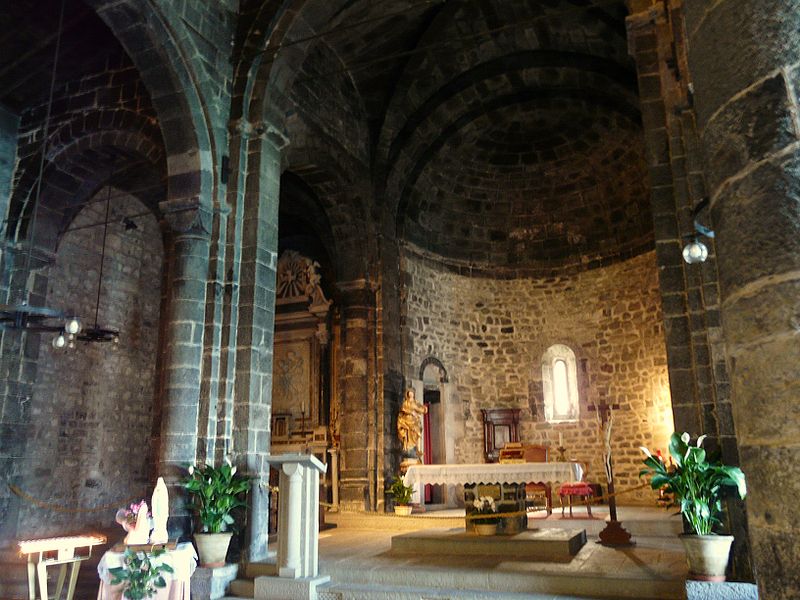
[
  {"left": 182, "top": 458, "right": 251, "bottom": 567},
  {"left": 108, "top": 548, "right": 174, "bottom": 599},
  {"left": 389, "top": 476, "right": 415, "bottom": 516},
  {"left": 471, "top": 496, "right": 499, "bottom": 536},
  {"left": 640, "top": 432, "right": 746, "bottom": 581}
]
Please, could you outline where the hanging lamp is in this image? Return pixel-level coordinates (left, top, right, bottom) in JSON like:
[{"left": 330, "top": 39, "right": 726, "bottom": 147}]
[
  {"left": 0, "top": 0, "right": 83, "bottom": 346},
  {"left": 75, "top": 164, "right": 120, "bottom": 345}
]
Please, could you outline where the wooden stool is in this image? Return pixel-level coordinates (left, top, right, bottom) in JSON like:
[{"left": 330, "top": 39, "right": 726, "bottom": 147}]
[{"left": 558, "top": 482, "right": 594, "bottom": 517}]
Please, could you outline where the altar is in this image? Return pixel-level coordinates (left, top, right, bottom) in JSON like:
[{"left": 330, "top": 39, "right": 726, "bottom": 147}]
[{"left": 403, "top": 462, "right": 582, "bottom": 533}]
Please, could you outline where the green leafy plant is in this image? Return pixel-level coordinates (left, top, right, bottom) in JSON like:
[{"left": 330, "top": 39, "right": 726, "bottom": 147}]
[
  {"left": 640, "top": 432, "right": 746, "bottom": 536},
  {"left": 389, "top": 476, "right": 414, "bottom": 505},
  {"left": 108, "top": 548, "right": 174, "bottom": 600},
  {"left": 182, "top": 459, "right": 251, "bottom": 533}
]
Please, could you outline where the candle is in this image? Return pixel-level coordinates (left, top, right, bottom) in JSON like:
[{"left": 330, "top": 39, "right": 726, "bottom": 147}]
[{"left": 558, "top": 432, "right": 564, "bottom": 447}]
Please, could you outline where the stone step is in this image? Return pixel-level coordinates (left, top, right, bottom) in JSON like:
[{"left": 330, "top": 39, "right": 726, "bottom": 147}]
[
  {"left": 326, "top": 509, "right": 683, "bottom": 538},
  {"left": 244, "top": 561, "right": 278, "bottom": 579},
  {"left": 317, "top": 581, "right": 607, "bottom": 600},
  {"left": 391, "top": 527, "right": 586, "bottom": 561},
  {"left": 321, "top": 561, "right": 685, "bottom": 600},
  {"left": 229, "top": 578, "right": 255, "bottom": 598}
]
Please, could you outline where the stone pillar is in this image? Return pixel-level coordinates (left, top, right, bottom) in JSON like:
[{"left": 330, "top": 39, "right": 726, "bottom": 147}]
[
  {"left": 336, "top": 280, "right": 376, "bottom": 510},
  {"left": 232, "top": 125, "right": 284, "bottom": 561},
  {"left": 683, "top": 3, "right": 800, "bottom": 597},
  {"left": 327, "top": 447, "right": 339, "bottom": 511},
  {"left": 158, "top": 202, "right": 212, "bottom": 535}
]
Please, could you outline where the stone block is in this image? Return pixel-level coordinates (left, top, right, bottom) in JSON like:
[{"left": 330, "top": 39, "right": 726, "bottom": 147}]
[
  {"left": 685, "top": 580, "right": 758, "bottom": 600},
  {"left": 703, "top": 73, "right": 797, "bottom": 193},
  {"left": 253, "top": 574, "right": 330, "bottom": 600},
  {"left": 190, "top": 564, "right": 239, "bottom": 600},
  {"left": 711, "top": 154, "right": 800, "bottom": 299}
]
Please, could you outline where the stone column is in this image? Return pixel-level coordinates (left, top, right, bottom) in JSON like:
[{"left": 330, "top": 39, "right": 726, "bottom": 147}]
[
  {"left": 335, "top": 280, "right": 376, "bottom": 510},
  {"left": 683, "top": 3, "right": 800, "bottom": 597},
  {"left": 158, "top": 201, "right": 212, "bottom": 535},
  {"left": 280, "top": 463, "right": 302, "bottom": 577},
  {"left": 232, "top": 124, "right": 284, "bottom": 561}
]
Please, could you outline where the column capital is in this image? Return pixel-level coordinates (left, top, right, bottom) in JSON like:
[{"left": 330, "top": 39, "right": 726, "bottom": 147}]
[
  {"left": 232, "top": 118, "right": 289, "bottom": 150},
  {"left": 160, "top": 196, "right": 213, "bottom": 238}
]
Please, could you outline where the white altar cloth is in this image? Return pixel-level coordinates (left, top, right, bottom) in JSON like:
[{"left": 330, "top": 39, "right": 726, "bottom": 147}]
[
  {"left": 403, "top": 462, "right": 583, "bottom": 506},
  {"left": 97, "top": 543, "right": 197, "bottom": 600}
]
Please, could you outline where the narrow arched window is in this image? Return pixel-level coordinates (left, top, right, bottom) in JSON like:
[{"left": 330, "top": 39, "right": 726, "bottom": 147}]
[{"left": 542, "top": 345, "right": 580, "bottom": 422}]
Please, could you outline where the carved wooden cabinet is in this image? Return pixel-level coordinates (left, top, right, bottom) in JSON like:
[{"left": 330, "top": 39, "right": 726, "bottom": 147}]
[{"left": 481, "top": 408, "right": 521, "bottom": 463}]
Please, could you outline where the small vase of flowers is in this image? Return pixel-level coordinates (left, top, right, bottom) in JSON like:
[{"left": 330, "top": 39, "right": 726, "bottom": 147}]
[
  {"left": 115, "top": 500, "right": 151, "bottom": 533},
  {"left": 472, "top": 496, "right": 499, "bottom": 536}
]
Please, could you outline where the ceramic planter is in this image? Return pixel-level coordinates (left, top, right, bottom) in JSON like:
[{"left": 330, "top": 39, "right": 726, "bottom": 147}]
[
  {"left": 680, "top": 534, "right": 734, "bottom": 581},
  {"left": 394, "top": 505, "right": 413, "bottom": 516},
  {"left": 474, "top": 523, "right": 497, "bottom": 536},
  {"left": 194, "top": 532, "right": 233, "bottom": 567}
]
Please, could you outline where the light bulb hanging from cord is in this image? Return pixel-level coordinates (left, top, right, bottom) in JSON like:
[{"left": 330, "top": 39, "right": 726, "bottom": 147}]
[{"left": 682, "top": 198, "right": 715, "bottom": 265}]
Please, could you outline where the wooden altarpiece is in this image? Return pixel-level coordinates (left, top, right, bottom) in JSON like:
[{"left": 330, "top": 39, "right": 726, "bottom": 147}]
[{"left": 270, "top": 250, "right": 332, "bottom": 460}]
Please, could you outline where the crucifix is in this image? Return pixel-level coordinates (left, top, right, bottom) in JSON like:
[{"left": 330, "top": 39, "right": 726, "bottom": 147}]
[{"left": 588, "top": 397, "right": 634, "bottom": 546}]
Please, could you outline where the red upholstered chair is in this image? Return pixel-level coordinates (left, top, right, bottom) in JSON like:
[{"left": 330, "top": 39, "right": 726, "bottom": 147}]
[
  {"left": 523, "top": 445, "right": 552, "bottom": 515},
  {"left": 558, "top": 463, "right": 594, "bottom": 517}
]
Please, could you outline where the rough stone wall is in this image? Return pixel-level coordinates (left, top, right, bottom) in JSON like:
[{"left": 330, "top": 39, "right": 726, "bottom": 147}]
[
  {"left": 15, "top": 192, "right": 162, "bottom": 537},
  {"left": 0, "top": 105, "right": 18, "bottom": 235},
  {"left": 626, "top": 2, "right": 751, "bottom": 579},
  {"left": 403, "top": 250, "right": 672, "bottom": 504}
]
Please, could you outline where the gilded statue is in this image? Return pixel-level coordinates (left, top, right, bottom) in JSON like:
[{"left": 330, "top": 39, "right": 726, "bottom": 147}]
[{"left": 397, "top": 388, "right": 427, "bottom": 456}]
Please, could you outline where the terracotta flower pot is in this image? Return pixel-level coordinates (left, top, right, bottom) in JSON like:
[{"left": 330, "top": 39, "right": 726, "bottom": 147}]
[
  {"left": 680, "top": 534, "right": 734, "bottom": 581},
  {"left": 394, "top": 505, "right": 413, "bottom": 516},
  {"left": 194, "top": 532, "right": 233, "bottom": 567}
]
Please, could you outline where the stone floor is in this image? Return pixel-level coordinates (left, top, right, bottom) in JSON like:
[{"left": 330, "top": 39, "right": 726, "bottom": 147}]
[{"left": 315, "top": 506, "right": 690, "bottom": 599}]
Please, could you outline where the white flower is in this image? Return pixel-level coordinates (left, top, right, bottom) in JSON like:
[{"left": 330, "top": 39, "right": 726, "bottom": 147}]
[
  {"left": 224, "top": 456, "right": 233, "bottom": 467},
  {"left": 696, "top": 434, "right": 707, "bottom": 448},
  {"left": 680, "top": 432, "right": 690, "bottom": 444},
  {"left": 231, "top": 466, "right": 237, "bottom": 475},
  {"left": 473, "top": 498, "right": 482, "bottom": 509},
  {"left": 640, "top": 446, "right": 652, "bottom": 458},
  {"left": 187, "top": 465, "right": 194, "bottom": 475}
]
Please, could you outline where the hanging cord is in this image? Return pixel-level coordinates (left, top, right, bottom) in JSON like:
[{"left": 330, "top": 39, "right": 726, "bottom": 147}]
[
  {"left": 20, "top": 0, "right": 66, "bottom": 287},
  {"left": 93, "top": 163, "right": 114, "bottom": 329},
  {"left": 8, "top": 483, "right": 145, "bottom": 514}
]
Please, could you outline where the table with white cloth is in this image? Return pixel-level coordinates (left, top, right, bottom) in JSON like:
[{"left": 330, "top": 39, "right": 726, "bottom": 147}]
[
  {"left": 97, "top": 543, "right": 197, "bottom": 600},
  {"left": 403, "top": 462, "right": 583, "bottom": 532}
]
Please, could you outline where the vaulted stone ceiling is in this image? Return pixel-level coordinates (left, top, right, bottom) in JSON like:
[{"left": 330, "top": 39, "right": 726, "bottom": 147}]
[{"left": 275, "top": 0, "right": 652, "bottom": 274}]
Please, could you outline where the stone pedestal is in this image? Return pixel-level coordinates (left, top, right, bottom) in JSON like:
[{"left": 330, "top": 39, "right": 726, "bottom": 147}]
[
  {"left": 255, "top": 453, "right": 328, "bottom": 600},
  {"left": 190, "top": 564, "right": 238, "bottom": 600}
]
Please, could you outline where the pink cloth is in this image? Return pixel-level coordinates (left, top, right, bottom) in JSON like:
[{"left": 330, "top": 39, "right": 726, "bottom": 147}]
[
  {"left": 559, "top": 482, "right": 593, "bottom": 496},
  {"left": 97, "top": 580, "right": 189, "bottom": 600}
]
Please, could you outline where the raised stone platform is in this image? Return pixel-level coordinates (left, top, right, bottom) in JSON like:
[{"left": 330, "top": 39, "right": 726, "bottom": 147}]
[{"left": 391, "top": 527, "right": 586, "bottom": 561}]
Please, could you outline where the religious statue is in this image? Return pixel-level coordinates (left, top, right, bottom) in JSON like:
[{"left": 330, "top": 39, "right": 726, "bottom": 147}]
[
  {"left": 149, "top": 477, "right": 169, "bottom": 544},
  {"left": 397, "top": 388, "right": 427, "bottom": 457}
]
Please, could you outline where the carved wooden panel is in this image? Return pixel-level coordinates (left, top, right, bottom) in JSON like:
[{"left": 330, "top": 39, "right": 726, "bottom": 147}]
[{"left": 481, "top": 408, "right": 521, "bottom": 463}]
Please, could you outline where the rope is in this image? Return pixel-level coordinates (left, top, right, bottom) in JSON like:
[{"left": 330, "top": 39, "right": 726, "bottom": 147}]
[
  {"left": 565, "top": 482, "right": 651, "bottom": 506},
  {"left": 8, "top": 484, "right": 145, "bottom": 514}
]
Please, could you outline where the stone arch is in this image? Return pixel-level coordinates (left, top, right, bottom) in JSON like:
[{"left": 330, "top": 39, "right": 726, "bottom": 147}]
[
  {"left": 84, "top": 0, "right": 217, "bottom": 224},
  {"left": 419, "top": 356, "right": 449, "bottom": 384},
  {"left": 8, "top": 123, "right": 166, "bottom": 256},
  {"left": 283, "top": 134, "right": 373, "bottom": 282},
  {"left": 8, "top": 113, "right": 165, "bottom": 244}
]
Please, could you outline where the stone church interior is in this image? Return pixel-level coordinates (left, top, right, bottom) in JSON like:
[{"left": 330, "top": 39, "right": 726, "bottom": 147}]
[{"left": 0, "top": 0, "right": 796, "bottom": 599}]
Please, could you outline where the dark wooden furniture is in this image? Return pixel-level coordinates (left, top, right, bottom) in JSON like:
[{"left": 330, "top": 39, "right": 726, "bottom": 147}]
[
  {"left": 481, "top": 408, "right": 520, "bottom": 463},
  {"left": 523, "top": 444, "right": 553, "bottom": 515}
]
